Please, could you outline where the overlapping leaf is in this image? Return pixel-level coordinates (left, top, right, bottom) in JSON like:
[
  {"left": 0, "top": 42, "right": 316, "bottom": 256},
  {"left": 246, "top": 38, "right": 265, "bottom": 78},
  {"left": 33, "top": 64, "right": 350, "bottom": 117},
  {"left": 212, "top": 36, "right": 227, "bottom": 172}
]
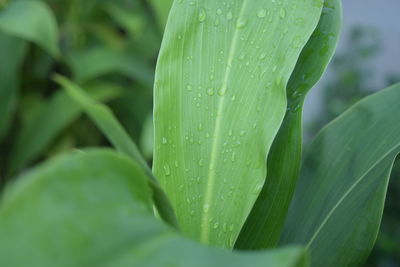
[
  {"left": 67, "top": 47, "right": 154, "bottom": 87},
  {"left": 153, "top": 0, "right": 323, "bottom": 247},
  {"left": 280, "top": 83, "right": 400, "bottom": 266},
  {"left": 54, "top": 76, "right": 178, "bottom": 229},
  {"left": 0, "top": 150, "right": 309, "bottom": 267},
  {"left": 236, "top": 0, "right": 342, "bottom": 249},
  {"left": 9, "top": 83, "right": 121, "bottom": 175}
]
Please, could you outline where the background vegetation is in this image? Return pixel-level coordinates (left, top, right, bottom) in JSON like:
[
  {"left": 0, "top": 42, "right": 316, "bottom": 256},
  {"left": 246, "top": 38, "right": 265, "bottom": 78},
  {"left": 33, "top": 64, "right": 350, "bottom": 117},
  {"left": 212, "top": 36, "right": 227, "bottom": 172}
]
[{"left": 0, "top": 1, "right": 398, "bottom": 266}]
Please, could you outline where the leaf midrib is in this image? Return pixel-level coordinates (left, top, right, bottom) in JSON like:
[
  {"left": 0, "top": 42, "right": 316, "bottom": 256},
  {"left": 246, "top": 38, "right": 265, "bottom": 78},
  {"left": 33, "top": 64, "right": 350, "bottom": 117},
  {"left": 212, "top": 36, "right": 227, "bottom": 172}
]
[
  {"left": 199, "top": 0, "right": 250, "bottom": 244},
  {"left": 306, "top": 141, "right": 400, "bottom": 247}
]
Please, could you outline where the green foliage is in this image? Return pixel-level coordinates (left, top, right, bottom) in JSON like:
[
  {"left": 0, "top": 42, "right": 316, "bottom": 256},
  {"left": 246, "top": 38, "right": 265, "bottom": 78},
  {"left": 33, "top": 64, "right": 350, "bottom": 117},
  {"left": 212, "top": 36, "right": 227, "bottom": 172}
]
[
  {"left": 153, "top": 0, "right": 323, "bottom": 247},
  {"left": 0, "top": 0, "right": 399, "bottom": 266},
  {"left": 237, "top": 0, "right": 342, "bottom": 249},
  {"left": 307, "top": 27, "right": 400, "bottom": 266}
]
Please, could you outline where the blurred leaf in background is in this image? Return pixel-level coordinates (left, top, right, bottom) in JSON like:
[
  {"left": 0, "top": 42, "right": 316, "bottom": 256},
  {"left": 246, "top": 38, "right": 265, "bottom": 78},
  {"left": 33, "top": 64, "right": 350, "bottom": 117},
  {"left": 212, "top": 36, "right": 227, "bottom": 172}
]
[{"left": 0, "top": 0, "right": 167, "bottom": 185}]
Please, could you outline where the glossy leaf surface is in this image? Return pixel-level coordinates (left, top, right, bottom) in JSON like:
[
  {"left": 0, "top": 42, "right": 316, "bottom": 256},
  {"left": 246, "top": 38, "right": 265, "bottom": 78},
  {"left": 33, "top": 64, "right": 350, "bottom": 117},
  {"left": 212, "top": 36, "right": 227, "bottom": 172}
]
[
  {"left": 0, "top": 150, "right": 309, "bottom": 267},
  {"left": 153, "top": 0, "right": 323, "bottom": 247},
  {"left": 236, "top": 0, "right": 342, "bottom": 249},
  {"left": 280, "top": 83, "right": 400, "bottom": 266}
]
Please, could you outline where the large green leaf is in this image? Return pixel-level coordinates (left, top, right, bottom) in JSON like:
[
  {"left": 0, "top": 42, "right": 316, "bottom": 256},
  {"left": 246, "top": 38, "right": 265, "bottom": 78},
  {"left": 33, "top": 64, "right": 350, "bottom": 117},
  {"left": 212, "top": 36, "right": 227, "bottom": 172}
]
[
  {"left": 153, "top": 0, "right": 323, "bottom": 247},
  {"left": 236, "top": 0, "right": 342, "bottom": 249},
  {"left": 54, "top": 75, "right": 179, "bottom": 229},
  {"left": 0, "top": 0, "right": 59, "bottom": 57},
  {"left": 8, "top": 83, "right": 121, "bottom": 175},
  {"left": 279, "top": 83, "right": 400, "bottom": 266},
  {"left": 0, "top": 34, "right": 26, "bottom": 141},
  {"left": 0, "top": 149, "right": 309, "bottom": 267}
]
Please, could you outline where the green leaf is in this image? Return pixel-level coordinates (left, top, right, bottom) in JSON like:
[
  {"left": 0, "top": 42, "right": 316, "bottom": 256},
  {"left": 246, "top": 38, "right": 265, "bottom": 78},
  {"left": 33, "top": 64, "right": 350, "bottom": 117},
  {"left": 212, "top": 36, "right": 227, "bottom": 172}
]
[
  {"left": 0, "top": 34, "right": 27, "bottom": 141},
  {"left": 0, "top": 149, "right": 308, "bottom": 267},
  {"left": 0, "top": 0, "right": 60, "bottom": 57},
  {"left": 280, "top": 83, "right": 400, "bottom": 266},
  {"left": 236, "top": 0, "right": 342, "bottom": 249},
  {"left": 54, "top": 75, "right": 179, "bottom": 229},
  {"left": 153, "top": 0, "right": 323, "bottom": 247},
  {"left": 67, "top": 47, "right": 154, "bottom": 87},
  {"left": 8, "top": 83, "right": 121, "bottom": 175}
]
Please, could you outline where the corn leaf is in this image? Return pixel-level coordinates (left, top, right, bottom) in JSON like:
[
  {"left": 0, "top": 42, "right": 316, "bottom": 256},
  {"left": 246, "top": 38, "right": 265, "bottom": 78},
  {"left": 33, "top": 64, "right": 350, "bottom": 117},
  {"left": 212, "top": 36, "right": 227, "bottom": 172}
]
[
  {"left": 67, "top": 47, "right": 154, "bottom": 87},
  {"left": 280, "top": 83, "right": 400, "bottom": 266},
  {"left": 8, "top": 83, "right": 121, "bottom": 175},
  {"left": 153, "top": 0, "right": 323, "bottom": 247},
  {"left": 54, "top": 75, "right": 179, "bottom": 229},
  {"left": 0, "top": 34, "right": 26, "bottom": 141},
  {"left": 236, "top": 0, "right": 342, "bottom": 249},
  {"left": 0, "top": 150, "right": 308, "bottom": 267},
  {"left": 0, "top": 0, "right": 59, "bottom": 57}
]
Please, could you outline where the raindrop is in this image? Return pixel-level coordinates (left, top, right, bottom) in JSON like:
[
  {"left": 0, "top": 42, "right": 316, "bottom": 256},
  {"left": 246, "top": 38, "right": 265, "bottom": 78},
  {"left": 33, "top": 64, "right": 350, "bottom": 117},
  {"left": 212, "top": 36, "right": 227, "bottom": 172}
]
[
  {"left": 163, "top": 164, "right": 171, "bottom": 176},
  {"left": 207, "top": 87, "right": 215, "bottom": 96},
  {"left": 257, "top": 9, "right": 267, "bottom": 18},
  {"left": 213, "top": 222, "right": 220, "bottom": 229},
  {"left": 198, "top": 158, "right": 204, "bottom": 166},
  {"left": 239, "top": 130, "right": 246, "bottom": 136},
  {"left": 279, "top": 7, "right": 286, "bottom": 19},
  {"left": 198, "top": 8, "right": 207, "bottom": 22},
  {"left": 292, "top": 36, "right": 303, "bottom": 48},
  {"left": 218, "top": 86, "right": 227, "bottom": 96},
  {"left": 259, "top": 53, "right": 267, "bottom": 60},
  {"left": 272, "top": 65, "right": 278, "bottom": 72},
  {"left": 236, "top": 15, "right": 248, "bottom": 29},
  {"left": 186, "top": 84, "right": 193, "bottom": 91},
  {"left": 203, "top": 203, "right": 210, "bottom": 213},
  {"left": 216, "top": 8, "right": 222, "bottom": 15},
  {"left": 162, "top": 137, "right": 168, "bottom": 144},
  {"left": 231, "top": 152, "right": 236, "bottom": 162}
]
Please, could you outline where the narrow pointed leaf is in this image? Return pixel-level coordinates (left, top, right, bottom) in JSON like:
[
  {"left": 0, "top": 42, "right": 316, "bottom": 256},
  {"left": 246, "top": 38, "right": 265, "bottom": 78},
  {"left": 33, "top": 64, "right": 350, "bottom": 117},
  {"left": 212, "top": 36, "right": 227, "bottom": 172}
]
[
  {"left": 67, "top": 47, "right": 154, "bottom": 87},
  {"left": 0, "top": 34, "right": 27, "bottom": 141},
  {"left": 280, "top": 83, "right": 400, "bottom": 266},
  {"left": 0, "top": 150, "right": 308, "bottom": 267},
  {"left": 8, "top": 83, "right": 121, "bottom": 175},
  {"left": 153, "top": 0, "right": 323, "bottom": 247},
  {"left": 236, "top": 0, "right": 342, "bottom": 249},
  {"left": 54, "top": 75, "right": 179, "bottom": 229},
  {"left": 0, "top": 0, "right": 59, "bottom": 57}
]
